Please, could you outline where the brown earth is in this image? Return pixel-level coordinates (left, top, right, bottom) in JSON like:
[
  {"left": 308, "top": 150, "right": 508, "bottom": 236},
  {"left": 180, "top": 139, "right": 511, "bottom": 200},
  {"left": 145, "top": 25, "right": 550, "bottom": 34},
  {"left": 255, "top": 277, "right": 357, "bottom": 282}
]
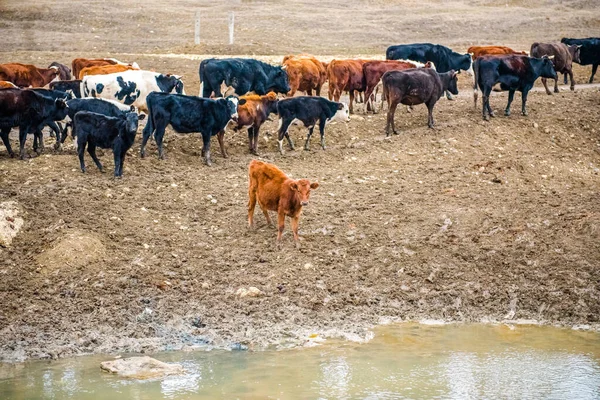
[{"left": 1, "top": 0, "right": 600, "bottom": 362}]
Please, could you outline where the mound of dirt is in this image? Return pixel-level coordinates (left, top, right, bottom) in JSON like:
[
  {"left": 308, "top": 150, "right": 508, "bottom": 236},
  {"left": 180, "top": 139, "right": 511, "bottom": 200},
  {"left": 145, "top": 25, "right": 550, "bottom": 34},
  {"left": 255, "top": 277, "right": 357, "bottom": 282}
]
[
  {"left": 0, "top": 201, "right": 24, "bottom": 248},
  {"left": 36, "top": 230, "right": 106, "bottom": 270}
]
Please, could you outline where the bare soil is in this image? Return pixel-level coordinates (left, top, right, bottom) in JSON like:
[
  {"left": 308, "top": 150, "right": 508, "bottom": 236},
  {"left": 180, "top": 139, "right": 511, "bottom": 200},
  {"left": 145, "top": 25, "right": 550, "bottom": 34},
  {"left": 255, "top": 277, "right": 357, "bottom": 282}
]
[{"left": 0, "top": 0, "right": 599, "bottom": 361}]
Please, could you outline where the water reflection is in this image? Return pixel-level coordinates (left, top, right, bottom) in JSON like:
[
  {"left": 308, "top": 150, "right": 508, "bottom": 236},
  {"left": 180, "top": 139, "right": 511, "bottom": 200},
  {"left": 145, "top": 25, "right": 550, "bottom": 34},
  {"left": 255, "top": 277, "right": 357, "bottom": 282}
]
[{"left": 0, "top": 324, "right": 599, "bottom": 399}]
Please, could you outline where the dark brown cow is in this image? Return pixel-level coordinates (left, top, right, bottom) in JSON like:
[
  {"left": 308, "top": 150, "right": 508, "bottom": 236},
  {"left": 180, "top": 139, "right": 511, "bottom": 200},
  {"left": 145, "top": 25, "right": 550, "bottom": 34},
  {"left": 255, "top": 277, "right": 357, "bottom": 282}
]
[
  {"left": 49, "top": 62, "right": 72, "bottom": 81},
  {"left": 232, "top": 92, "right": 279, "bottom": 155},
  {"left": 282, "top": 54, "right": 327, "bottom": 96},
  {"left": 0, "top": 63, "right": 60, "bottom": 88},
  {"left": 71, "top": 58, "right": 134, "bottom": 80},
  {"left": 468, "top": 45, "right": 528, "bottom": 60},
  {"left": 383, "top": 69, "right": 459, "bottom": 136},
  {"left": 362, "top": 60, "right": 432, "bottom": 113},
  {"left": 327, "top": 59, "right": 368, "bottom": 114},
  {"left": 530, "top": 42, "right": 581, "bottom": 94},
  {"left": 248, "top": 159, "right": 319, "bottom": 248}
]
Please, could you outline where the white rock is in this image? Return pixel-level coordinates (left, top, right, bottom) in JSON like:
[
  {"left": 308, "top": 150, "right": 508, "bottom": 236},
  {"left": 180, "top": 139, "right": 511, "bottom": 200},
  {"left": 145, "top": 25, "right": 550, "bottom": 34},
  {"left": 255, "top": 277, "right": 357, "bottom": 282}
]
[
  {"left": 100, "top": 356, "right": 185, "bottom": 379},
  {"left": 236, "top": 286, "right": 264, "bottom": 297},
  {"left": 0, "top": 202, "right": 24, "bottom": 248}
]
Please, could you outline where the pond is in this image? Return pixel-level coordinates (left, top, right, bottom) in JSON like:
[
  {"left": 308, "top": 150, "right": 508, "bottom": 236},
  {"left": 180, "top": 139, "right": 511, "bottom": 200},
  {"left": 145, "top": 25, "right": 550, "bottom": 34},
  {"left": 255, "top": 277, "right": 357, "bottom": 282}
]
[{"left": 1, "top": 323, "right": 599, "bottom": 399}]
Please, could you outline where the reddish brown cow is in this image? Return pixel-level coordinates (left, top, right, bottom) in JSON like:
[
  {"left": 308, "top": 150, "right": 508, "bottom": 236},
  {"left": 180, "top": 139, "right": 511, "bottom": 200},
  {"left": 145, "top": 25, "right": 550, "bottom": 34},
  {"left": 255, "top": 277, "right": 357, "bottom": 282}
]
[
  {"left": 468, "top": 46, "right": 528, "bottom": 60},
  {"left": 363, "top": 60, "right": 433, "bottom": 113},
  {"left": 0, "top": 63, "right": 60, "bottom": 88},
  {"left": 233, "top": 92, "right": 279, "bottom": 155},
  {"left": 0, "top": 81, "right": 18, "bottom": 89},
  {"left": 248, "top": 160, "right": 319, "bottom": 247},
  {"left": 71, "top": 58, "right": 135, "bottom": 80},
  {"left": 78, "top": 63, "right": 141, "bottom": 79},
  {"left": 327, "top": 59, "right": 368, "bottom": 113},
  {"left": 282, "top": 54, "right": 327, "bottom": 96}
]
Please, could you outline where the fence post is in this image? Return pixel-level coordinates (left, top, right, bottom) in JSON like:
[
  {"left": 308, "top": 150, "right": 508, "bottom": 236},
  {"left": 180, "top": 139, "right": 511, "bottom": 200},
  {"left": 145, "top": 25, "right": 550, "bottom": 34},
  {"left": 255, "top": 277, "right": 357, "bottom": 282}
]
[
  {"left": 195, "top": 11, "right": 201, "bottom": 44},
  {"left": 228, "top": 12, "right": 235, "bottom": 45}
]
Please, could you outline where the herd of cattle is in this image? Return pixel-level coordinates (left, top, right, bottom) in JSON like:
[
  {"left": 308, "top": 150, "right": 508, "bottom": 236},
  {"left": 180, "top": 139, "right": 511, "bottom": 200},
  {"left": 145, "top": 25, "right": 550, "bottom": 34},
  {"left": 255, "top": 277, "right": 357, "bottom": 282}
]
[{"left": 0, "top": 38, "right": 599, "bottom": 176}]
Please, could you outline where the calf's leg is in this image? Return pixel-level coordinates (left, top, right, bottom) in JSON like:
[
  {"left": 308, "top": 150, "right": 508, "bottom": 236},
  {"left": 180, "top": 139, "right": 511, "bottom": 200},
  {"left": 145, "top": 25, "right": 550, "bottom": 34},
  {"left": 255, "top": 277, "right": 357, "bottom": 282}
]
[
  {"left": 541, "top": 77, "right": 552, "bottom": 95},
  {"left": 304, "top": 126, "right": 315, "bottom": 151},
  {"left": 87, "top": 143, "right": 103, "bottom": 172},
  {"left": 318, "top": 119, "right": 327, "bottom": 150},
  {"left": 217, "top": 130, "right": 228, "bottom": 158},
  {"left": 589, "top": 64, "right": 598, "bottom": 83},
  {"left": 0, "top": 128, "right": 14, "bottom": 157},
  {"left": 553, "top": 78, "right": 559, "bottom": 93},
  {"left": 247, "top": 184, "right": 257, "bottom": 228},
  {"left": 252, "top": 125, "right": 260, "bottom": 155},
  {"left": 504, "top": 89, "right": 515, "bottom": 116},
  {"left": 426, "top": 101, "right": 436, "bottom": 128},
  {"left": 276, "top": 210, "right": 286, "bottom": 246},
  {"left": 569, "top": 69, "right": 575, "bottom": 91},
  {"left": 202, "top": 133, "right": 212, "bottom": 166},
  {"left": 521, "top": 89, "right": 530, "bottom": 116},
  {"left": 385, "top": 98, "right": 399, "bottom": 136},
  {"left": 78, "top": 141, "right": 87, "bottom": 172},
  {"left": 291, "top": 215, "right": 301, "bottom": 248}
]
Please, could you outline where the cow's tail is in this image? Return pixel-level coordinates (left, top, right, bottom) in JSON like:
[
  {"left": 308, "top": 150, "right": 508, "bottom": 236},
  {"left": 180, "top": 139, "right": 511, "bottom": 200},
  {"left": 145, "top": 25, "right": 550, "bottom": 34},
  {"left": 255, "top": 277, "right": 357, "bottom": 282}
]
[{"left": 472, "top": 58, "right": 480, "bottom": 108}]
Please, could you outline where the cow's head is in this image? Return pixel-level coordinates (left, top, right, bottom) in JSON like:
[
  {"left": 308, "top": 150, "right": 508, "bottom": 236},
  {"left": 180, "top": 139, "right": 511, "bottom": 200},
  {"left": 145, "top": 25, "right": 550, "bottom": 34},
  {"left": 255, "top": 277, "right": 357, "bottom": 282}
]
[
  {"left": 289, "top": 179, "right": 319, "bottom": 207},
  {"left": 269, "top": 67, "right": 291, "bottom": 94},
  {"left": 568, "top": 45, "right": 582, "bottom": 64},
  {"left": 222, "top": 95, "right": 246, "bottom": 123},
  {"left": 459, "top": 53, "right": 473, "bottom": 76},
  {"left": 157, "top": 74, "right": 185, "bottom": 95},
  {"left": 263, "top": 91, "right": 279, "bottom": 114},
  {"left": 53, "top": 98, "right": 69, "bottom": 120},
  {"left": 447, "top": 70, "right": 460, "bottom": 95},
  {"left": 539, "top": 56, "right": 558, "bottom": 80},
  {"left": 123, "top": 112, "right": 142, "bottom": 136},
  {"left": 331, "top": 102, "right": 350, "bottom": 123}
]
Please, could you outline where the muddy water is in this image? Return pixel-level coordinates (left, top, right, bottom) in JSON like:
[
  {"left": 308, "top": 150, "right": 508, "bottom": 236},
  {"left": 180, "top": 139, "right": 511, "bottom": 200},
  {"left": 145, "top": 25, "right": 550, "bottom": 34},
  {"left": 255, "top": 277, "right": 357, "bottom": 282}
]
[{"left": 1, "top": 323, "right": 599, "bottom": 399}]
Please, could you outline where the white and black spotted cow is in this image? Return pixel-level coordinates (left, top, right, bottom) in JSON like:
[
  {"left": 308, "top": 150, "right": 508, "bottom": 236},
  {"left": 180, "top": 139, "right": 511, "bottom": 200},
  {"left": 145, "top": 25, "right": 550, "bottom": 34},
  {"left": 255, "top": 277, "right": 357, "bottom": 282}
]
[{"left": 81, "top": 70, "right": 185, "bottom": 113}]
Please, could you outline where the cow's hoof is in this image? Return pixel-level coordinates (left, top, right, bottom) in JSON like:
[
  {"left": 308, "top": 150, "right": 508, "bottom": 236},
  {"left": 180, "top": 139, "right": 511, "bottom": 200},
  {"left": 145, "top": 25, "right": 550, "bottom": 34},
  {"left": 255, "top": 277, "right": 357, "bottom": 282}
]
[
  {"left": 504, "top": 110, "right": 510, "bottom": 117},
  {"left": 546, "top": 91, "right": 552, "bottom": 96},
  {"left": 321, "top": 146, "right": 326, "bottom": 151},
  {"left": 554, "top": 89, "right": 559, "bottom": 93},
  {"left": 522, "top": 112, "right": 528, "bottom": 117},
  {"left": 484, "top": 115, "right": 490, "bottom": 122},
  {"left": 81, "top": 169, "right": 86, "bottom": 173},
  {"left": 304, "top": 146, "right": 310, "bottom": 151},
  {"left": 8, "top": 153, "right": 15, "bottom": 158},
  {"left": 393, "top": 131, "right": 399, "bottom": 135},
  {"left": 140, "top": 152, "right": 145, "bottom": 158},
  {"left": 570, "top": 86, "right": 575, "bottom": 91}
]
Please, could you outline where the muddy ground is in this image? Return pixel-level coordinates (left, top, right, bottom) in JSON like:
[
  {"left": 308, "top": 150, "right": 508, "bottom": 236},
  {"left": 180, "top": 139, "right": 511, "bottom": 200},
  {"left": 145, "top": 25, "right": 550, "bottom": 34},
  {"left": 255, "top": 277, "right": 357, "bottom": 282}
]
[{"left": 1, "top": 0, "right": 600, "bottom": 362}]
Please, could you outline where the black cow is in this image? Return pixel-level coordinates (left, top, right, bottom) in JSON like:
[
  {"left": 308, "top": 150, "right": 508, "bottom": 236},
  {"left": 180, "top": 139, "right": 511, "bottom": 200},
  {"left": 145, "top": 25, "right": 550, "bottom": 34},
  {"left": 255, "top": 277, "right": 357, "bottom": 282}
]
[
  {"left": 386, "top": 43, "right": 472, "bottom": 99},
  {"left": 49, "top": 62, "right": 72, "bottom": 81},
  {"left": 275, "top": 96, "right": 350, "bottom": 154},
  {"left": 27, "top": 88, "right": 72, "bottom": 151},
  {"left": 560, "top": 37, "right": 600, "bottom": 83},
  {"left": 50, "top": 80, "right": 82, "bottom": 98},
  {"left": 73, "top": 111, "right": 145, "bottom": 177},
  {"left": 199, "top": 58, "right": 290, "bottom": 98},
  {"left": 141, "top": 92, "right": 245, "bottom": 166},
  {"left": 60, "top": 98, "right": 133, "bottom": 147},
  {"left": 382, "top": 69, "right": 459, "bottom": 136},
  {"left": 473, "top": 55, "right": 557, "bottom": 121},
  {"left": 0, "top": 88, "right": 68, "bottom": 159}
]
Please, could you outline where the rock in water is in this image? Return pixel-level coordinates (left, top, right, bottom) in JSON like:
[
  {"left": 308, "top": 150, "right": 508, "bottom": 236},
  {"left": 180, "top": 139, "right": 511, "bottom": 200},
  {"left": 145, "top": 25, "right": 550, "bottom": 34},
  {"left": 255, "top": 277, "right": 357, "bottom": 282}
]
[
  {"left": 0, "top": 201, "right": 24, "bottom": 248},
  {"left": 100, "top": 356, "right": 185, "bottom": 379}
]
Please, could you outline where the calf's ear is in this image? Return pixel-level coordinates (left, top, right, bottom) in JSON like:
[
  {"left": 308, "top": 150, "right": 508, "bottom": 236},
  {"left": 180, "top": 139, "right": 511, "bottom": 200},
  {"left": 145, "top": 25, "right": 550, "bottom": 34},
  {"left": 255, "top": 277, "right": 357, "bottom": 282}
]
[
  {"left": 238, "top": 99, "right": 247, "bottom": 106},
  {"left": 310, "top": 182, "right": 319, "bottom": 189},
  {"left": 290, "top": 182, "right": 298, "bottom": 191},
  {"left": 337, "top": 103, "right": 344, "bottom": 110},
  {"left": 138, "top": 114, "right": 146, "bottom": 121}
]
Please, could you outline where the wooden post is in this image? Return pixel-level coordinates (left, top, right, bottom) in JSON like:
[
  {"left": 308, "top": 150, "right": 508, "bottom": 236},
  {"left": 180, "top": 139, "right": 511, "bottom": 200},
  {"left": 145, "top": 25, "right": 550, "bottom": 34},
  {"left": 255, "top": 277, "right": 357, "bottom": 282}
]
[
  {"left": 228, "top": 12, "right": 235, "bottom": 45},
  {"left": 195, "top": 11, "right": 201, "bottom": 45}
]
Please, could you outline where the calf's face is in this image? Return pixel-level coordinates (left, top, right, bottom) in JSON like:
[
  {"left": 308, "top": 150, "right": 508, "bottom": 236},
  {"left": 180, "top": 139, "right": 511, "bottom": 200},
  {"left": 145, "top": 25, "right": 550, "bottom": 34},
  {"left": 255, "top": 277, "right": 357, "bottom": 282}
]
[
  {"left": 569, "top": 45, "right": 582, "bottom": 64},
  {"left": 540, "top": 57, "right": 558, "bottom": 80},
  {"left": 225, "top": 96, "right": 246, "bottom": 122},
  {"left": 289, "top": 179, "right": 319, "bottom": 206},
  {"left": 448, "top": 71, "right": 459, "bottom": 95},
  {"left": 124, "top": 112, "right": 144, "bottom": 135},
  {"left": 332, "top": 103, "right": 350, "bottom": 122},
  {"left": 272, "top": 69, "right": 291, "bottom": 94}
]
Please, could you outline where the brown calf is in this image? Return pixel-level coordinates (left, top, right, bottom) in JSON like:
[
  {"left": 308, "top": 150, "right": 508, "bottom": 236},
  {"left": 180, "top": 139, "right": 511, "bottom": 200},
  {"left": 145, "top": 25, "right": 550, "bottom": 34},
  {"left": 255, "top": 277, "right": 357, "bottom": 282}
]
[
  {"left": 233, "top": 92, "right": 279, "bottom": 155},
  {"left": 71, "top": 58, "right": 135, "bottom": 80},
  {"left": 78, "top": 63, "right": 141, "bottom": 80},
  {"left": 0, "top": 63, "right": 60, "bottom": 88},
  {"left": 0, "top": 81, "right": 18, "bottom": 89},
  {"left": 282, "top": 54, "right": 327, "bottom": 97},
  {"left": 248, "top": 160, "right": 319, "bottom": 247},
  {"left": 468, "top": 45, "right": 528, "bottom": 60},
  {"left": 327, "top": 59, "right": 368, "bottom": 114}
]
